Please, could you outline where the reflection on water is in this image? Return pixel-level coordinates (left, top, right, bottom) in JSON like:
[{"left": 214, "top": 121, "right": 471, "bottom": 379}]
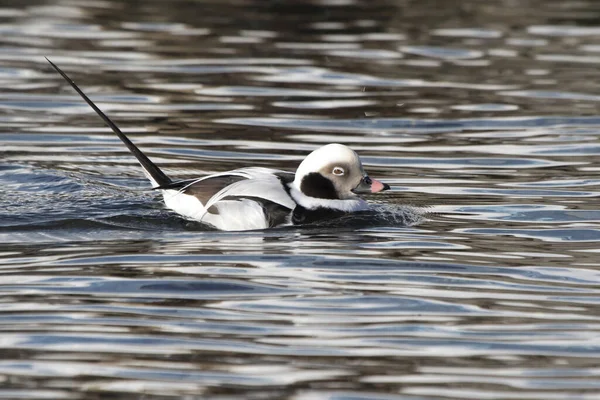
[{"left": 1, "top": 0, "right": 600, "bottom": 398}]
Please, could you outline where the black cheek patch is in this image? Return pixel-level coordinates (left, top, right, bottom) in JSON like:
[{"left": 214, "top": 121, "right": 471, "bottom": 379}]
[{"left": 300, "top": 172, "right": 339, "bottom": 199}]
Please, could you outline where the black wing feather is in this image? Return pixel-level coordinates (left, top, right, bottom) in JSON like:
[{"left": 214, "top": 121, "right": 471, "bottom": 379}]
[{"left": 222, "top": 195, "right": 291, "bottom": 227}]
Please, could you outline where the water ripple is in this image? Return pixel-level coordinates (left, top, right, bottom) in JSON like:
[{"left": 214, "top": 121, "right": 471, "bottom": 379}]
[
  {"left": 2, "top": 0, "right": 600, "bottom": 399},
  {"left": 217, "top": 116, "right": 600, "bottom": 133}
]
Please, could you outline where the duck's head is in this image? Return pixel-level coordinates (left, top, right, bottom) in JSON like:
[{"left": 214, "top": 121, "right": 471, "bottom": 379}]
[{"left": 293, "top": 143, "right": 390, "bottom": 200}]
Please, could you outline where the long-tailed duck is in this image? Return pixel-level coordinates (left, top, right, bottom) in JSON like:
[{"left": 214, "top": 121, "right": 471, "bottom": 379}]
[{"left": 47, "top": 58, "right": 390, "bottom": 231}]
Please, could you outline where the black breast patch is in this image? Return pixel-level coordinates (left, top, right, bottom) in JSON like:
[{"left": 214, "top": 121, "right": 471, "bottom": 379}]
[
  {"left": 300, "top": 172, "right": 338, "bottom": 200},
  {"left": 292, "top": 205, "right": 347, "bottom": 225}
]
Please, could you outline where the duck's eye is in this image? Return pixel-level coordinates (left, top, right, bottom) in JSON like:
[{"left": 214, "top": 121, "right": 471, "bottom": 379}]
[{"left": 332, "top": 167, "right": 345, "bottom": 176}]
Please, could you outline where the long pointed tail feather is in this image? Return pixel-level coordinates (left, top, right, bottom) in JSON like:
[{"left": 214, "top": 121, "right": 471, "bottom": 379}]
[{"left": 46, "top": 57, "right": 172, "bottom": 188}]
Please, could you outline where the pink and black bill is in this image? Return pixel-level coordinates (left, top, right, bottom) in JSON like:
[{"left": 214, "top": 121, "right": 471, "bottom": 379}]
[{"left": 352, "top": 176, "right": 390, "bottom": 194}]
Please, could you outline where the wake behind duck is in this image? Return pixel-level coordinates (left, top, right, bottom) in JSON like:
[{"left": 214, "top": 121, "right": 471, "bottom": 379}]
[{"left": 47, "top": 58, "right": 420, "bottom": 231}]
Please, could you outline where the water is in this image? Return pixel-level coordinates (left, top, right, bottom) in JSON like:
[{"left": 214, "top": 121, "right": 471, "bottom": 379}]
[{"left": 1, "top": 0, "right": 600, "bottom": 398}]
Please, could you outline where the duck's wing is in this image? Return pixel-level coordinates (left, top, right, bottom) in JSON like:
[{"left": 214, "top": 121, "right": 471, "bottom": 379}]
[
  {"left": 162, "top": 168, "right": 293, "bottom": 205},
  {"left": 197, "top": 169, "right": 295, "bottom": 223},
  {"left": 160, "top": 168, "right": 296, "bottom": 229},
  {"left": 159, "top": 172, "right": 250, "bottom": 205},
  {"left": 202, "top": 169, "right": 295, "bottom": 210}
]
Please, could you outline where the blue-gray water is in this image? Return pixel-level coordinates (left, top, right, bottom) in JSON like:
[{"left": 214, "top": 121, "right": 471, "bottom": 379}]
[{"left": 1, "top": 0, "right": 600, "bottom": 399}]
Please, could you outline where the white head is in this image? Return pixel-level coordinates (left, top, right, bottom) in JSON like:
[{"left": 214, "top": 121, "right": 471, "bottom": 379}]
[{"left": 293, "top": 143, "right": 389, "bottom": 201}]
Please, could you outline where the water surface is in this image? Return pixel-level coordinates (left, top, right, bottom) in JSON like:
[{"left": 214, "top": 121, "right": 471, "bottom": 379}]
[{"left": 1, "top": 0, "right": 600, "bottom": 399}]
